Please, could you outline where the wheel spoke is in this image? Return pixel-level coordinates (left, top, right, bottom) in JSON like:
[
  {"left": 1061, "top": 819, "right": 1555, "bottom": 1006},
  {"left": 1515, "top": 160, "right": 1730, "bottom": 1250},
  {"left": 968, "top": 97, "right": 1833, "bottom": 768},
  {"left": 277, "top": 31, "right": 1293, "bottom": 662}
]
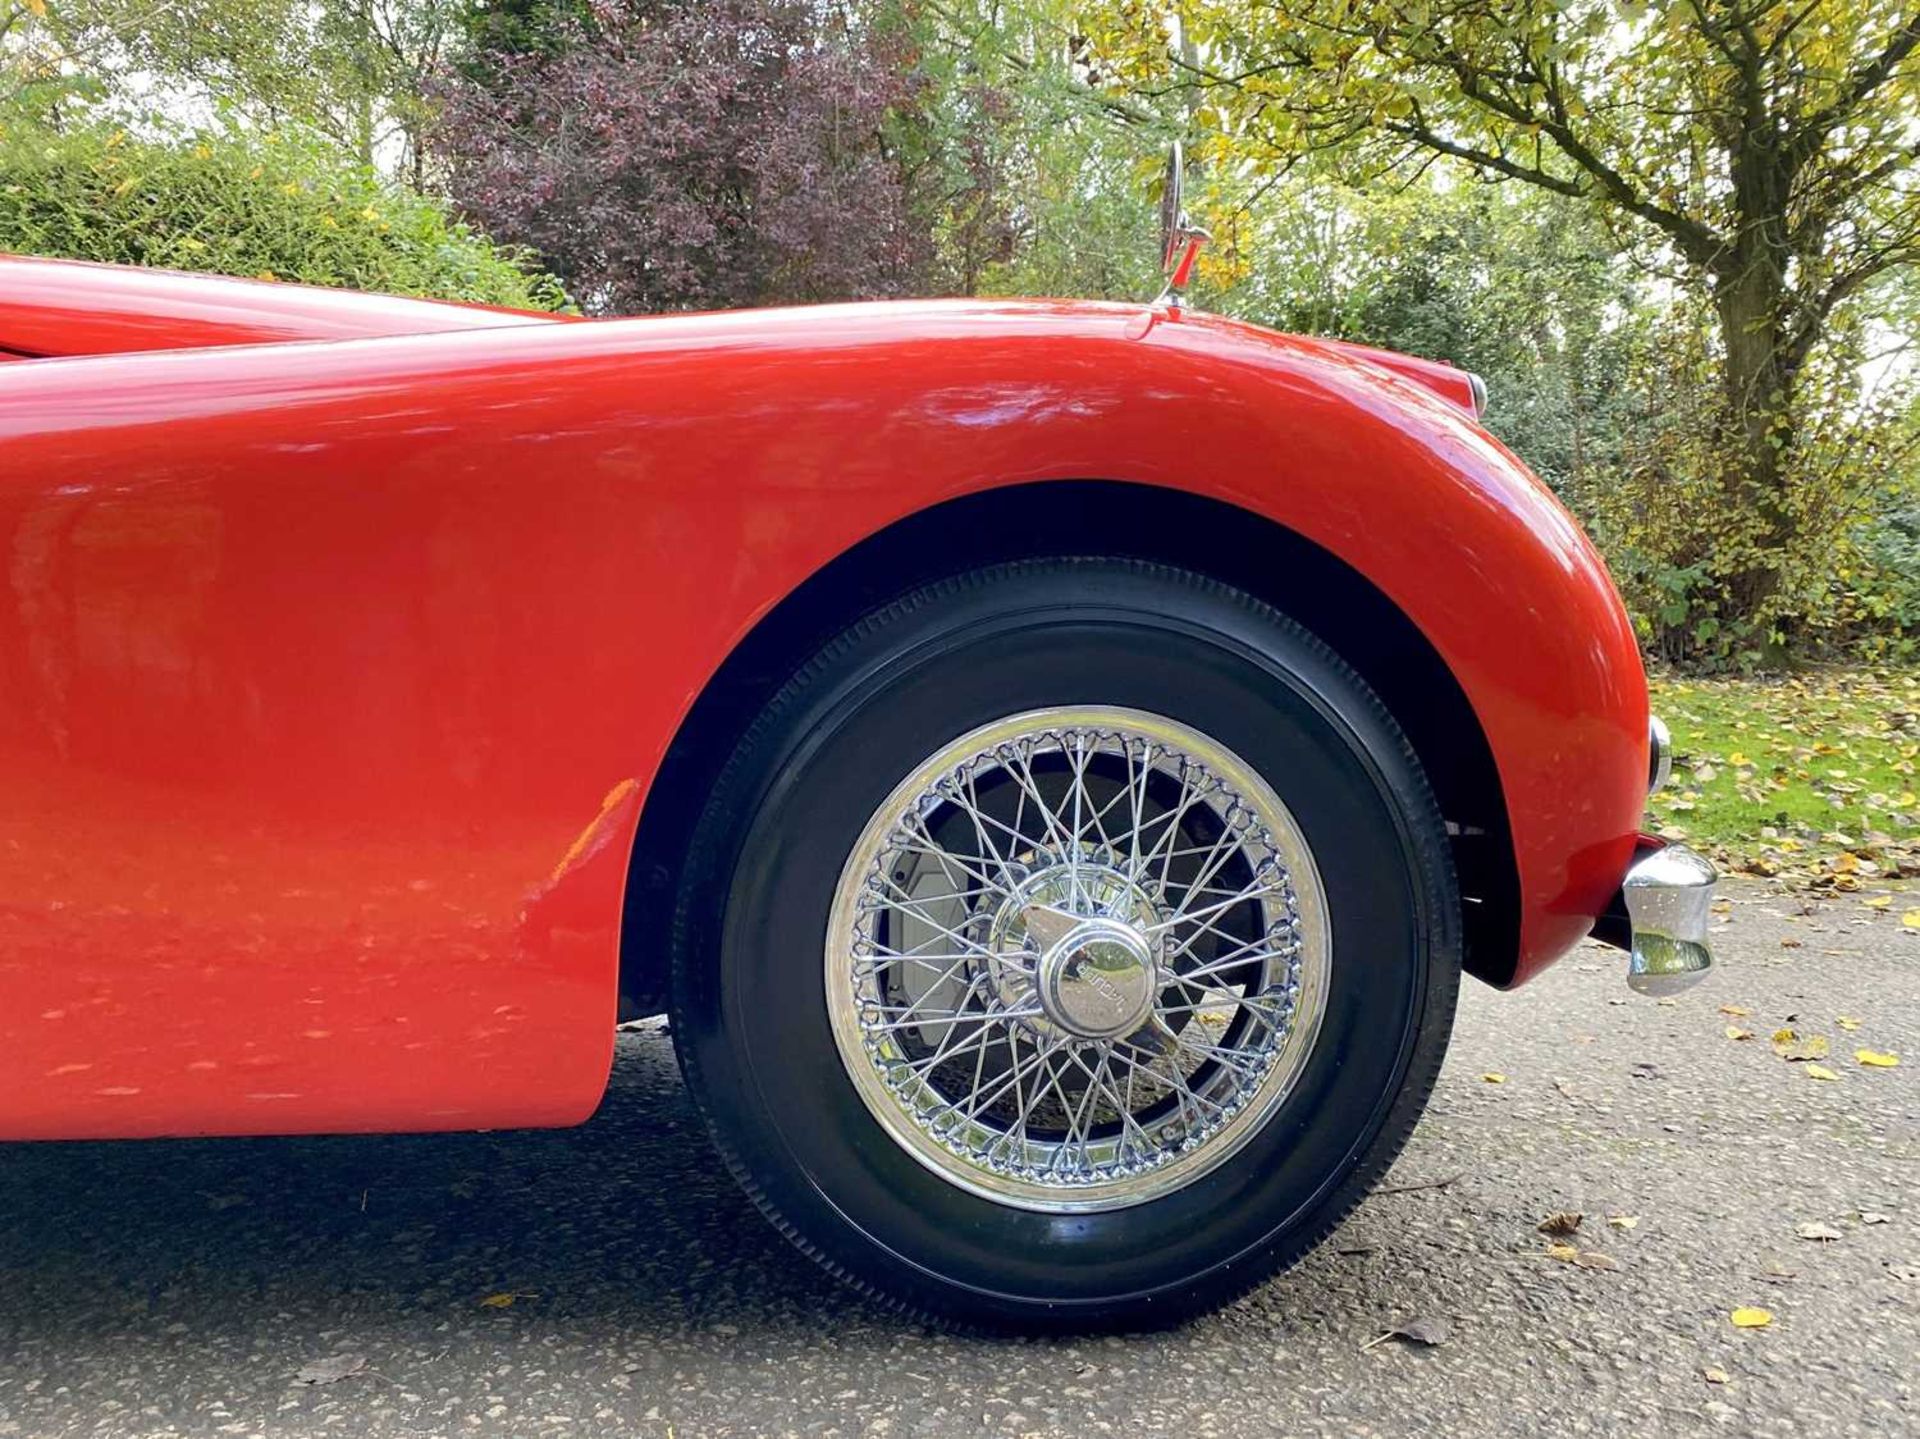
[{"left": 831, "top": 710, "right": 1326, "bottom": 1209}]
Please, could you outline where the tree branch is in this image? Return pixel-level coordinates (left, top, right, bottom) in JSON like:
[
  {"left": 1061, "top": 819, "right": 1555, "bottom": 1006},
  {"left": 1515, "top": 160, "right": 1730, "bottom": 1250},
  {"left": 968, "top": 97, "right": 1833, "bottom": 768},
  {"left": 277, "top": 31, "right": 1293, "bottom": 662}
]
[{"left": 1440, "top": 57, "right": 1727, "bottom": 268}]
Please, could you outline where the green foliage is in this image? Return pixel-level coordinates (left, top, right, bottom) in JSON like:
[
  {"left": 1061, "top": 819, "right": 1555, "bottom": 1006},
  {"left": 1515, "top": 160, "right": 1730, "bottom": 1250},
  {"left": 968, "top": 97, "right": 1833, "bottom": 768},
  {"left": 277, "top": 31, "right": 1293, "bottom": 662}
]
[
  {"left": 1645, "top": 667, "right": 1920, "bottom": 882},
  {"left": 974, "top": 120, "right": 1161, "bottom": 302},
  {"left": 1190, "top": 176, "right": 1644, "bottom": 500},
  {"left": 12, "top": 0, "right": 460, "bottom": 170},
  {"left": 0, "top": 120, "right": 567, "bottom": 308},
  {"left": 1584, "top": 299, "right": 1920, "bottom": 668}
]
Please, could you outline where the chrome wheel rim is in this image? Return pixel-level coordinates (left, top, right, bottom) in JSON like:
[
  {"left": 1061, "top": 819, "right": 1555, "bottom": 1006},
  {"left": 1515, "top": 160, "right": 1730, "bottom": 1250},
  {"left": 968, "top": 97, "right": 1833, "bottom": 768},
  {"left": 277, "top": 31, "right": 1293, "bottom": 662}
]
[{"left": 825, "top": 706, "right": 1331, "bottom": 1212}]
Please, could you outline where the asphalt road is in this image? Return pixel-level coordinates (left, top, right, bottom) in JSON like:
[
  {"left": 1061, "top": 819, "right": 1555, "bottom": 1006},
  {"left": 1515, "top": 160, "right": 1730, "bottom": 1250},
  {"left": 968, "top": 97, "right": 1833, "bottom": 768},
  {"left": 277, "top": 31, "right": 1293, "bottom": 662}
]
[{"left": 1, "top": 878, "right": 1914, "bottom": 1439}]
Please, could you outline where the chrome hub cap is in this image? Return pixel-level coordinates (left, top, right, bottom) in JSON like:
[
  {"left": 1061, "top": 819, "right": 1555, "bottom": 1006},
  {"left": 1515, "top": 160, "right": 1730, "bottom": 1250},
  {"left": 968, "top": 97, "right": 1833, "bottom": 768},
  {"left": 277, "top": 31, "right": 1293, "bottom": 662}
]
[
  {"left": 1034, "top": 913, "right": 1155, "bottom": 1040},
  {"left": 826, "top": 706, "right": 1331, "bottom": 1212}
]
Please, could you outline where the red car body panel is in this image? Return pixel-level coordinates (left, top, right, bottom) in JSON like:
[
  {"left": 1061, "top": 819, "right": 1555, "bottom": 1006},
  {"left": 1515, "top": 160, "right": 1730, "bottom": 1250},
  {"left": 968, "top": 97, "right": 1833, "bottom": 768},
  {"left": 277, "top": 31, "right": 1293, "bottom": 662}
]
[
  {"left": 0, "top": 255, "right": 563, "bottom": 358},
  {"left": 0, "top": 265, "right": 1647, "bottom": 1142}
]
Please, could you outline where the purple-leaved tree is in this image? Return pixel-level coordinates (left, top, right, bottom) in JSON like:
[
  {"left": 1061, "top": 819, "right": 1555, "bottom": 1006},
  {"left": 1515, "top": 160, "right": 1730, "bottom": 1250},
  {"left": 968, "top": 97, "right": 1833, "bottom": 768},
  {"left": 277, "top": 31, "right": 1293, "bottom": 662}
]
[{"left": 432, "top": 0, "right": 944, "bottom": 313}]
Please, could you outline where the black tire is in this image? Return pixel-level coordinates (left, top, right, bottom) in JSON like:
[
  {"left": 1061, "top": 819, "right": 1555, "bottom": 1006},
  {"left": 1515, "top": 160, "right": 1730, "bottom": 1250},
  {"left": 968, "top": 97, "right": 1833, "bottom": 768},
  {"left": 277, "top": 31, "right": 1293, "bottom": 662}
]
[{"left": 669, "top": 560, "right": 1461, "bottom": 1330}]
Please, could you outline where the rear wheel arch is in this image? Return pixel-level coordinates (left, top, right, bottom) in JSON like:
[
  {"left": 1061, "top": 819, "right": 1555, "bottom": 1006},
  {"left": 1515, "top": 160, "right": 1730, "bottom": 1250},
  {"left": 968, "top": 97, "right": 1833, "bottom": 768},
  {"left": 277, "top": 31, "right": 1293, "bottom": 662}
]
[{"left": 619, "top": 479, "right": 1521, "bottom": 1016}]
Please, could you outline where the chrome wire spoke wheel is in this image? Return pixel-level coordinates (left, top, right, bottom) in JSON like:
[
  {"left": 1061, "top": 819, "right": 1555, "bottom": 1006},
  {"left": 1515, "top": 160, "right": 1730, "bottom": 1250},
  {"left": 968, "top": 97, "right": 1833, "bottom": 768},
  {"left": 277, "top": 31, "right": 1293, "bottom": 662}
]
[{"left": 825, "top": 705, "right": 1331, "bottom": 1212}]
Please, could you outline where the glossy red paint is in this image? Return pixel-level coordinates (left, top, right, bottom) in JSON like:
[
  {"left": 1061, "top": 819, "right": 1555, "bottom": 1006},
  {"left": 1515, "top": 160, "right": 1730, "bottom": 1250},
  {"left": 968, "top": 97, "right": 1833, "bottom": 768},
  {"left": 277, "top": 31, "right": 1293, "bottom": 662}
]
[
  {"left": 1309, "top": 337, "right": 1483, "bottom": 418},
  {"left": 0, "top": 281, "right": 1646, "bottom": 1141},
  {"left": 0, "top": 254, "right": 561, "bottom": 357}
]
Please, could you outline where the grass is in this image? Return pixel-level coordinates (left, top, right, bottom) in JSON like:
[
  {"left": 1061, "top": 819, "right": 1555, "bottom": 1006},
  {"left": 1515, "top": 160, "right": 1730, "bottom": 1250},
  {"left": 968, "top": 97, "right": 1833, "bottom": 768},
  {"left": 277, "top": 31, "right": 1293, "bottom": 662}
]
[{"left": 1645, "top": 667, "right": 1920, "bottom": 887}]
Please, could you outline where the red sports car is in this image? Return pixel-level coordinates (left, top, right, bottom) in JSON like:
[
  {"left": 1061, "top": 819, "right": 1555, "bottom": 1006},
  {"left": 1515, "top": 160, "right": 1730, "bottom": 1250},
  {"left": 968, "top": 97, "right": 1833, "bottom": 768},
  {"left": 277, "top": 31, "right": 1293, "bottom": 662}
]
[{"left": 0, "top": 243, "right": 1714, "bottom": 1329}]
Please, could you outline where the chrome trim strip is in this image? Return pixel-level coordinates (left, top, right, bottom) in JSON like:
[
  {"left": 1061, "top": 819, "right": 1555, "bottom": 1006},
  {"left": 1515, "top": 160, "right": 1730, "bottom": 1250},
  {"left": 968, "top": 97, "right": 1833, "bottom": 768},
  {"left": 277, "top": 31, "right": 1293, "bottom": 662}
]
[{"left": 1648, "top": 714, "right": 1673, "bottom": 793}]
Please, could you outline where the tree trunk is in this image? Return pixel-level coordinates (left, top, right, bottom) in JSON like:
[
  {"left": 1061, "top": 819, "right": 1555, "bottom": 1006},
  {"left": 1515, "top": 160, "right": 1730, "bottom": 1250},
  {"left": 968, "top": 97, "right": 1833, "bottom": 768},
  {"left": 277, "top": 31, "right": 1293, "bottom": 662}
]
[
  {"left": 1712, "top": 260, "right": 1800, "bottom": 624},
  {"left": 1712, "top": 114, "right": 1808, "bottom": 630}
]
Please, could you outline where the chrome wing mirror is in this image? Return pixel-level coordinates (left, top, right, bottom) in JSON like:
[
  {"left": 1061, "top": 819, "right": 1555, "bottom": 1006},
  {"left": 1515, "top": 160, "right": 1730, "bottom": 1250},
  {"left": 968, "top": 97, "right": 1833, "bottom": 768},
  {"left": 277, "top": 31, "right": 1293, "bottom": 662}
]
[{"left": 1156, "top": 140, "right": 1211, "bottom": 312}]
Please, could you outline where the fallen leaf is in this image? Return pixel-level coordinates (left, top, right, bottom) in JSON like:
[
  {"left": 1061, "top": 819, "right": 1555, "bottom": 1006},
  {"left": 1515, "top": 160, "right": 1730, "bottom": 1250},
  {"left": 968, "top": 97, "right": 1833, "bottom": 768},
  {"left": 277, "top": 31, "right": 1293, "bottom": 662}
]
[
  {"left": 1360, "top": 1316, "right": 1449, "bottom": 1351},
  {"left": 479, "top": 1291, "right": 536, "bottom": 1308},
  {"left": 1864, "top": 895, "right": 1891, "bottom": 910},
  {"left": 1856, "top": 1050, "right": 1900, "bottom": 1068},
  {"left": 1573, "top": 1251, "right": 1619, "bottom": 1271},
  {"left": 1771, "top": 1029, "right": 1829, "bottom": 1061},
  {"left": 1725, "top": 1026, "right": 1753, "bottom": 1041},
  {"left": 1545, "top": 1241, "right": 1581, "bottom": 1262},
  {"left": 1804, "top": 1064, "right": 1841, "bottom": 1081},
  {"left": 1720, "top": 1004, "right": 1752, "bottom": 1017},
  {"left": 1903, "top": 911, "right": 1920, "bottom": 929},
  {"left": 1729, "top": 1307, "right": 1773, "bottom": 1329},
  {"left": 1537, "top": 1212, "right": 1583, "bottom": 1237},
  {"left": 1607, "top": 1214, "right": 1639, "bottom": 1230},
  {"left": 1795, "top": 1222, "right": 1844, "bottom": 1241},
  {"left": 294, "top": 1354, "right": 366, "bottom": 1386},
  {"left": 1481, "top": 1072, "right": 1507, "bottom": 1084},
  {"left": 1836, "top": 1016, "right": 1862, "bottom": 1031},
  {"left": 1860, "top": 1212, "right": 1889, "bottom": 1225},
  {"left": 1703, "top": 1366, "right": 1731, "bottom": 1385}
]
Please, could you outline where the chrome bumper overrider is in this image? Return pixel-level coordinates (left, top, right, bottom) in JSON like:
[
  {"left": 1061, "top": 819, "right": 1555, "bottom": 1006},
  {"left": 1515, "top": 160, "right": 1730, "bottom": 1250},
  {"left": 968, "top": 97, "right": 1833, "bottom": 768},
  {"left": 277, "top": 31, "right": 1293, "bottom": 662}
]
[{"left": 1621, "top": 843, "right": 1717, "bottom": 994}]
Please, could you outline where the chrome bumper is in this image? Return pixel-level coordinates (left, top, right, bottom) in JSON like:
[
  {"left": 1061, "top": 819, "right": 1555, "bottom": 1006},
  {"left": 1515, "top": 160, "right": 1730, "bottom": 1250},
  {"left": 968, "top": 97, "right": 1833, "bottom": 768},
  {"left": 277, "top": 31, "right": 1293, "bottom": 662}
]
[{"left": 1621, "top": 843, "right": 1716, "bottom": 994}]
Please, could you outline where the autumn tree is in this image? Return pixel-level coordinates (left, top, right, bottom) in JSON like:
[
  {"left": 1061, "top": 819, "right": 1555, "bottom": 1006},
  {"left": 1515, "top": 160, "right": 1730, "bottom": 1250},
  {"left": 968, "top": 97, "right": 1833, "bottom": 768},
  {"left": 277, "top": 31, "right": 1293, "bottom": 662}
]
[{"left": 1140, "top": 0, "right": 1919, "bottom": 622}]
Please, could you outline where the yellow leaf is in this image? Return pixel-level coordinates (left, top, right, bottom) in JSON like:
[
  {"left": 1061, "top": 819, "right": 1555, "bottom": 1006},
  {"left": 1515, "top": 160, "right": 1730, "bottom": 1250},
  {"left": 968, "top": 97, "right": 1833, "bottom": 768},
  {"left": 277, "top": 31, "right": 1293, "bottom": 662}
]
[
  {"left": 478, "top": 1292, "right": 519, "bottom": 1308},
  {"left": 1864, "top": 895, "right": 1891, "bottom": 910},
  {"left": 1855, "top": 1050, "right": 1899, "bottom": 1068},
  {"left": 1545, "top": 1241, "right": 1579, "bottom": 1262},
  {"left": 1719, "top": 1004, "right": 1751, "bottom": 1017},
  {"left": 1836, "top": 1016, "right": 1862, "bottom": 1031},
  {"left": 24, "top": 0, "right": 46, "bottom": 16},
  {"left": 1481, "top": 1072, "right": 1507, "bottom": 1084},
  {"left": 1728, "top": 752, "right": 1750, "bottom": 766},
  {"left": 1771, "top": 1030, "right": 1828, "bottom": 1061},
  {"left": 1804, "top": 1064, "right": 1840, "bottom": 1081},
  {"left": 1703, "top": 1365, "right": 1730, "bottom": 1384},
  {"left": 1725, "top": 1026, "right": 1752, "bottom": 1041},
  {"left": 1730, "top": 1307, "right": 1773, "bottom": 1328},
  {"left": 1607, "top": 1215, "right": 1639, "bottom": 1230},
  {"left": 1903, "top": 911, "right": 1920, "bottom": 930}
]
